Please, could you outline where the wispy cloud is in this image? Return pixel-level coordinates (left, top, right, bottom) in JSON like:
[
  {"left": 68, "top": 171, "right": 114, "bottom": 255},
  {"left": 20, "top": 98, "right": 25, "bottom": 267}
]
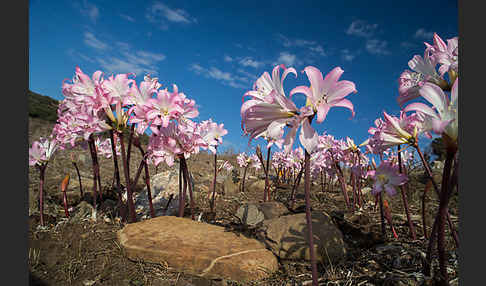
[
  {"left": 274, "top": 51, "right": 302, "bottom": 67},
  {"left": 79, "top": 36, "right": 165, "bottom": 75},
  {"left": 224, "top": 55, "right": 234, "bottom": 62},
  {"left": 276, "top": 34, "right": 327, "bottom": 57},
  {"left": 341, "top": 49, "right": 359, "bottom": 62},
  {"left": 190, "top": 64, "right": 248, "bottom": 89},
  {"left": 66, "top": 48, "right": 95, "bottom": 63},
  {"left": 239, "top": 57, "right": 264, "bottom": 69},
  {"left": 401, "top": 41, "right": 417, "bottom": 49},
  {"left": 74, "top": 0, "right": 99, "bottom": 23},
  {"left": 83, "top": 32, "right": 108, "bottom": 51},
  {"left": 97, "top": 49, "right": 166, "bottom": 76},
  {"left": 346, "top": 20, "right": 391, "bottom": 56},
  {"left": 146, "top": 2, "right": 197, "bottom": 30},
  {"left": 365, "top": 39, "right": 390, "bottom": 55},
  {"left": 346, "top": 20, "right": 378, "bottom": 38},
  {"left": 414, "top": 28, "right": 435, "bottom": 40},
  {"left": 120, "top": 13, "right": 135, "bottom": 22}
]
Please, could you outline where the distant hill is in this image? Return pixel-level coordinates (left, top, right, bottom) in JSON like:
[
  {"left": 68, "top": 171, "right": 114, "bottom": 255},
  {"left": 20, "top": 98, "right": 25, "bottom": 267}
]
[{"left": 28, "top": 90, "right": 59, "bottom": 123}]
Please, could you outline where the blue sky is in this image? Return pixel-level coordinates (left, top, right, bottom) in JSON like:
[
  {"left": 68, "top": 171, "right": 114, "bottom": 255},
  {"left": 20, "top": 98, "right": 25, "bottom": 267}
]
[{"left": 29, "top": 0, "right": 458, "bottom": 156}]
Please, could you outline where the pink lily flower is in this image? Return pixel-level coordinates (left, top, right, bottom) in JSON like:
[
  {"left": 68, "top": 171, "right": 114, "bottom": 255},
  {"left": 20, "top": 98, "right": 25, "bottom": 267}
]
[
  {"left": 147, "top": 84, "right": 184, "bottom": 132},
  {"left": 290, "top": 66, "right": 356, "bottom": 123},
  {"left": 403, "top": 79, "right": 458, "bottom": 142},
  {"left": 367, "top": 160, "right": 408, "bottom": 196},
  {"left": 29, "top": 137, "right": 58, "bottom": 166}
]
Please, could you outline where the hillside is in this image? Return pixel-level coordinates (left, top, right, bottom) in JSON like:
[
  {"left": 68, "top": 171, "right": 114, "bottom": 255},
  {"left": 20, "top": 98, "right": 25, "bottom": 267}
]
[{"left": 28, "top": 90, "right": 59, "bottom": 123}]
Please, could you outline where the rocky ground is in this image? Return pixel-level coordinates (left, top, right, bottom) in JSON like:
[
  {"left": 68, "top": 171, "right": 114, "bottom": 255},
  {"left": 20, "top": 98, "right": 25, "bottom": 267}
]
[{"left": 28, "top": 117, "right": 459, "bottom": 286}]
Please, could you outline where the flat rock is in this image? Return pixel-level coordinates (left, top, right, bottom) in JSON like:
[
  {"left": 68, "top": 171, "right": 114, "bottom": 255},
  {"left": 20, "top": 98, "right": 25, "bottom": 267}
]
[
  {"left": 257, "top": 211, "right": 347, "bottom": 265},
  {"left": 117, "top": 216, "right": 278, "bottom": 282},
  {"left": 235, "top": 204, "right": 265, "bottom": 227}
]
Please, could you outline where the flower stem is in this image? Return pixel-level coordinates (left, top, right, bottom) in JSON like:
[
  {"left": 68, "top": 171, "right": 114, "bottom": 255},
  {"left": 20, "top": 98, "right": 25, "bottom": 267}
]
[
  {"left": 330, "top": 151, "right": 351, "bottom": 209},
  {"left": 210, "top": 149, "right": 218, "bottom": 213},
  {"left": 126, "top": 124, "right": 135, "bottom": 186},
  {"left": 379, "top": 192, "right": 386, "bottom": 238},
  {"left": 304, "top": 149, "right": 318, "bottom": 286},
  {"left": 241, "top": 166, "right": 247, "bottom": 193},
  {"left": 109, "top": 130, "right": 123, "bottom": 206},
  {"left": 135, "top": 139, "right": 155, "bottom": 218},
  {"left": 37, "top": 165, "right": 46, "bottom": 226},
  {"left": 264, "top": 146, "right": 271, "bottom": 202},
  {"left": 178, "top": 157, "right": 185, "bottom": 218},
  {"left": 72, "top": 161, "right": 84, "bottom": 198},
  {"left": 436, "top": 144, "right": 457, "bottom": 285},
  {"left": 397, "top": 145, "right": 417, "bottom": 240},
  {"left": 289, "top": 162, "right": 304, "bottom": 210},
  {"left": 422, "top": 179, "right": 432, "bottom": 239},
  {"left": 415, "top": 144, "right": 459, "bottom": 247},
  {"left": 118, "top": 131, "right": 137, "bottom": 223},
  {"left": 181, "top": 156, "right": 195, "bottom": 220},
  {"left": 88, "top": 135, "right": 98, "bottom": 211}
]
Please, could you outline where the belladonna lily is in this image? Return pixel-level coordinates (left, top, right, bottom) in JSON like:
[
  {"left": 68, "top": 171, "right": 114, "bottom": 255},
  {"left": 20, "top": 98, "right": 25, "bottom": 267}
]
[
  {"left": 290, "top": 66, "right": 356, "bottom": 124},
  {"left": 29, "top": 137, "right": 59, "bottom": 226},
  {"left": 397, "top": 48, "right": 448, "bottom": 107},
  {"left": 367, "top": 160, "right": 408, "bottom": 196},
  {"left": 403, "top": 79, "right": 458, "bottom": 145}
]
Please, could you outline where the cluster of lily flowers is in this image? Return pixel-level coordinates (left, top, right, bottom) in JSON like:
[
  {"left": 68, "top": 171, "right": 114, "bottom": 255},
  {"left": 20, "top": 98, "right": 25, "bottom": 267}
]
[{"left": 29, "top": 65, "right": 230, "bottom": 224}]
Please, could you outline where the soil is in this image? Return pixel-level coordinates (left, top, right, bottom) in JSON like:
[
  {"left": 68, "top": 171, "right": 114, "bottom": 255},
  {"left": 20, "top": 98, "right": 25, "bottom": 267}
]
[{"left": 28, "top": 117, "right": 459, "bottom": 286}]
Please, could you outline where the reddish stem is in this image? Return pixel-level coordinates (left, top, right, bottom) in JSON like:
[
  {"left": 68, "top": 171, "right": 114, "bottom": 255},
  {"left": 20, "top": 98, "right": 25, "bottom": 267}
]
[
  {"left": 126, "top": 124, "right": 135, "bottom": 186},
  {"left": 264, "top": 146, "right": 271, "bottom": 202},
  {"left": 210, "top": 150, "right": 218, "bottom": 213},
  {"left": 178, "top": 157, "right": 185, "bottom": 218},
  {"left": 135, "top": 140, "right": 155, "bottom": 218},
  {"left": 72, "top": 162, "right": 84, "bottom": 198},
  {"left": 304, "top": 149, "right": 318, "bottom": 286},
  {"left": 37, "top": 165, "right": 46, "bottom": 226},
  {"left": 397, "top": 145, "right": 417, "bottom": 240},
  {"left": 109, "top": 130, "right": 122, "bottom": 204},
  {"left": 289, "top": 162, "right": 304, "bottom": 210},
  {"left": 181, "top": 156, "right": 195, "bottom": 220},
  {"left": 118, "top": 131, "right": 137, "bottom": 223},
  {"left": 240, "top": 166, "right": 247, "bottom": 192},
  {"left": 87, "top": 136, "right": 98, "bottom": 211},
  {"left": 422, "top": 179, "right": 432, "bottom": 239},
  {"left": 415, "top": 144, "right": 459, "bottom": 247}
]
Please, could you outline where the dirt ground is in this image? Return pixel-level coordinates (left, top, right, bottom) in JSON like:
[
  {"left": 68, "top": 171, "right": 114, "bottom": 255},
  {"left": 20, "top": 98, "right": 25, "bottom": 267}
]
[{"left": 28, "top": 117, "right": 459, "bottom": 286}]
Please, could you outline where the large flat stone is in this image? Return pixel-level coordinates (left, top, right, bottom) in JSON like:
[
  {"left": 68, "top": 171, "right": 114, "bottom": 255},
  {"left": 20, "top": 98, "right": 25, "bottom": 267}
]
[{"left": 117, "top": 216, "right": 278, "bottom": 282}]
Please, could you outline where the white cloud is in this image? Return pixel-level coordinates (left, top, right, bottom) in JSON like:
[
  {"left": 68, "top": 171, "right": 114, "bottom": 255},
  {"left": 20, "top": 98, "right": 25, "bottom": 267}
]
[
  {"left": 146, "top": 2, "right": 196, "bottom": 29},
  {"left": 341, "top": 49, "right": 358, "bottom": 62},
  {"left": 83, "top": 32, "right": 108, "bottom": 51},
  {"left": 66, "top": 48, "right": 95, "bottom": 63},
  {"left": 75, "top": 0, "right": 99, "bottom": 23},
  {"left": 309, "top": 45, "right": 326, "bottom": 56},
  {"left": 401, "top": 41, "right": 417, "bottom": 49},
  {"left": 346, "top": 20, "right": 378, "bottom": 38},
  {"left": 97, "top": 50, "right": 165, "bottom": 76},
  {"left": 365, "top": 39, "right": 390, "bottom": 55},
  {"left": 224, "top": 55, "right": 233, "bottom": 62},
  {"left": 239, "top": 57, "right": 263, "bottom": 68},
  {"left": 276, "top": 34, "right": 326, "bottom": 57},
  {"left": 190, "top": 64, "right": 248, "bottom": 89},
  {"left": 414, "top": 28, "right": 435, "bottom": 39},
  {"left": 120, "top": 13, "right": 135, "bottom": 22},
  {"left": 274, "top": 52, "right": 301, "bottom": 67}
]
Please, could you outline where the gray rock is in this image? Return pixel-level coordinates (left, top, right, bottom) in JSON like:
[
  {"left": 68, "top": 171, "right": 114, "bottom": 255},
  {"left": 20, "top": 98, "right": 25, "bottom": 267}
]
[
  {"left": 257, "top": 211, "right": 347, "bottom": 265},
  {"left": 235, "top": 204, "right": 265, "bottom": 227},
  {"left": 70, "top": 201, "right": 95, "bottom": 222},
  {"left": 133, "top": 170, "right": 184, "bottom": 219}
]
